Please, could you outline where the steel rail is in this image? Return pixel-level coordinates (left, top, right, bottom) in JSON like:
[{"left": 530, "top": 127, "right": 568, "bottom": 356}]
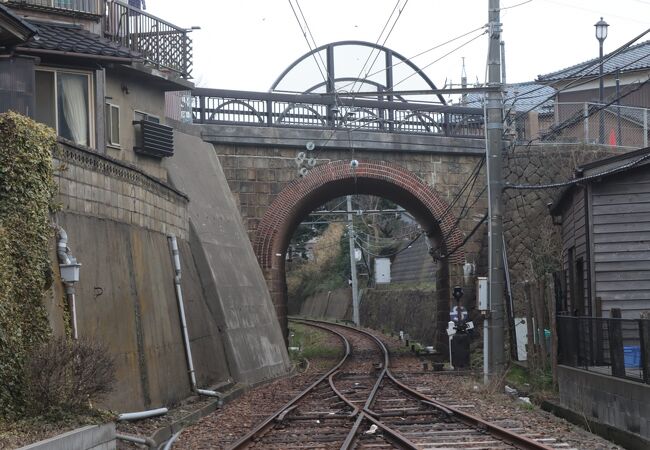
[
  {"left": 385, "top": 372, "right": 554, "bottom": 450},
  {"left": 227, "top": 321, "right": 352, "bottom": 449},
  {"left": 300, "top": 319, "right": 555, "bottom": 450},
  {"left": 295, "top": 319, "right": 417, "bottom": 449}
]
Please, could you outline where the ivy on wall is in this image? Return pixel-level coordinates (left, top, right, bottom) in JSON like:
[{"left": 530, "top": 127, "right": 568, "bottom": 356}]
[{"left": 0, "top": 112, "right": 58, "bottom": 418}]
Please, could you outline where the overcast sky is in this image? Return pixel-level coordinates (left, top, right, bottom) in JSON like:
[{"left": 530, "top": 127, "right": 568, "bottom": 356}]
[{"left": 148, "top": 0, "right": 650, "bottom": 94}]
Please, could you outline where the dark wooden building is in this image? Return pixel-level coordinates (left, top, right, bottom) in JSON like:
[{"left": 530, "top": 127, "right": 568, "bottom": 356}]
[{"left": 551, "top": 147, "right": 650, "bottom": 319}]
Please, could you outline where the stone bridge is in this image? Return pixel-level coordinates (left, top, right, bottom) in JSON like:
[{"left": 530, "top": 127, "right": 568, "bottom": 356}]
[
  {"left": 179, "top": 41, "right": 492, "bottom": 350},
  {"left": 188, "top": 120, "right": 489, "bottom": 350}
]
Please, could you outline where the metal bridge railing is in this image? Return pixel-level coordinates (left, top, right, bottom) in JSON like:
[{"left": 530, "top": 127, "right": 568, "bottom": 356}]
[
  {"left": 557, "top": 314, "right": 650, "bottom": 384},
  {"left": 191, "top": 88, "right": 486, "bottom": 138}
]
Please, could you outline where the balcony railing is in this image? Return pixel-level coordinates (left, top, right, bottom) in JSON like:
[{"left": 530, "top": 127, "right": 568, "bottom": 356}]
[
  {"left": 191, "top": 88, "right": 486, "bottom": 138},
  {"left": 105, "top": 0, "right": 192, "bottom": 78},
  {"left": 6, "top": 0, "right": 102, "bottom": 16},
  {"left": 512, "top": 102, "right": 650, "bottom": 148},
  {"left": 557, "top": 314, "right": 650, "bottom": 384}
]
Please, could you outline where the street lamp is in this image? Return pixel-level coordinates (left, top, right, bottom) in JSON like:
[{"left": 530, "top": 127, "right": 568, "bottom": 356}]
[{"left": 595, "top": 17, "right": 609, "bottom": 144}]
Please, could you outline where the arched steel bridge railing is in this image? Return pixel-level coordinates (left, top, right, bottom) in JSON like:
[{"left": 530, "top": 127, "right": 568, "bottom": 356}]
[{"left": 191, "top": 88, "right": 486, "bottom": 138}]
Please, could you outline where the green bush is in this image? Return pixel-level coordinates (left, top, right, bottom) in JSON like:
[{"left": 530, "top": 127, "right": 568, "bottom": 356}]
[{"left": 0, "top": 112, "right": 58, "bottom": 418}]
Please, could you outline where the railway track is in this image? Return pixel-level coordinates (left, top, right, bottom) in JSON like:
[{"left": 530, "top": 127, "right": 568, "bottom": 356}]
[{"left": 227, "top": 319, "right": 570, "bottom": 450}]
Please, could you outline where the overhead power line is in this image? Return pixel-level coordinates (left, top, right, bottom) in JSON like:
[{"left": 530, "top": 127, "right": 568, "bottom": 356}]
[
  {"left": 287, "top": 0, "right": 328, "bottom": 84},
  {"left": 334, "top": 24, "right": 487, "bottom": 94},
  {"left": 351, "top": 0, "right": 404, "bottom": 93},
  {"left": 504, "top": 149, "right": 650, "bottom": 191},
  {"left": 508, "top": 26, "right": 650, "bottom": 121}
]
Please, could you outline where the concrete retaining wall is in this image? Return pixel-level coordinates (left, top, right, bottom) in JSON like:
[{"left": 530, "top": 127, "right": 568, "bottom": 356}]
[
  {"left": 300, "top": 288, "right": 352, "bottom": 320},
  {"left": 359, "top": 288, "right": 439, "bottom": 343},
  {"left": 47, "top": 140, "right": 231, "bottom": 411},
  {"left": 19, "top": 423, "right": 115, "bottom": 450},
  {"left": 558, "top": 365, "right": 650, "bottom": 438},
  {"left": 164, "top": 122, "right": 291, "bottom": 385}
]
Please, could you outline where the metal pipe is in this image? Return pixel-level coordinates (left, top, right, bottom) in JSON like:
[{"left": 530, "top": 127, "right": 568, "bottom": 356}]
[
  {"left": 56, "top": 227, "right": 71, "bottom": 265},
  {"left": 163, "top": 430, "right": 182, "bottom": 450},
  {"left": 117, "top": 407, "right": 168, "bottom": 421},
  {"left": 66, "top": 286, "right": 78, "bottom": 340},
  {"left": 116, "top": 433, "right": 157, "bottom": 447},
  {"left": 168, "top": 235, "right": 220, "bottom": 397}
]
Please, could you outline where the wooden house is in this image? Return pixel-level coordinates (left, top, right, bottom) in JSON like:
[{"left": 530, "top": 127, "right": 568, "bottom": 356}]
[{"left": 550, "top": 147, "right": 650, "bottom": 319}]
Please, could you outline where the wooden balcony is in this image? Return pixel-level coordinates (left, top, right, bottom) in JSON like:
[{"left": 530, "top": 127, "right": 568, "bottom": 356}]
[
  {"left": 105, "top": 0, "right": 192, "bottom": 79},
  {"left": 5, "top": 0, "right": 102, "bottom": 17}
]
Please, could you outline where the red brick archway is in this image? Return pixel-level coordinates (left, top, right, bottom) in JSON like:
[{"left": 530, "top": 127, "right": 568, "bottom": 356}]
[{"left": 254, "top": 160, "right": 465, "bottom": 354}]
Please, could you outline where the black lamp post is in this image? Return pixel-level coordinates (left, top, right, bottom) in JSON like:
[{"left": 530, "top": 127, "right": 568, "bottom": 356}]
[{"left": 595, "top": 17, "right": 609, "bottom": 144}]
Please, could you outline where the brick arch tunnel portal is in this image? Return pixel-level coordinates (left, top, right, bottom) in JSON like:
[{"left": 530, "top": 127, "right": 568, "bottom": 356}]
[{"left": 254, "top": 160, "right": 465, "bottom": 355}]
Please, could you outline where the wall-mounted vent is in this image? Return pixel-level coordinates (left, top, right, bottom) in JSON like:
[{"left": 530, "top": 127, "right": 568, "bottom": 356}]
[{"left": 133, "top": 120, "right": 174, "bottom": 158}]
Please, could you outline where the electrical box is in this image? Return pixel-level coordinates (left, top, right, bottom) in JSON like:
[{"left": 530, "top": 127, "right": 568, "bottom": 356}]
[
  {"left": 374, "top": 258, "right": 391, "bottom": 284},
  {"left": 477, "top": 276, "right": 488, "bottom": 311}
]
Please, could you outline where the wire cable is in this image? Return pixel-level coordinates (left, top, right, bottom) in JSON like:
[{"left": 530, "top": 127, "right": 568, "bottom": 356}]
[
  {"left": 287, "top": 0, "right": 327, "bottom": 84},
  {"left": 364, "top": 0, "right": 410, "bottom": 84},
  {"left": 334, "top": 24, "right": 487, "bottom": 94},
  {"left": 505, "top": 150, "right": 650, "bottom": 190},
  {"left": 392, "top": 30, "right": 488, "bottom": 89},
  {"left": 350, "top": 0, "right": 404, "bottom": 93},
  {"left": 508, "top": 26, "right": 650, "bottom": 121}
]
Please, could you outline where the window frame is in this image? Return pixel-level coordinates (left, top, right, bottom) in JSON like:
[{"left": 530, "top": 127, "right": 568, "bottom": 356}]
[
  {"left": 35, "top": 67, "right": 95, "bottom": 147},
  {"left": 105, "top": 102, "right": 121, "bottom": 148}
]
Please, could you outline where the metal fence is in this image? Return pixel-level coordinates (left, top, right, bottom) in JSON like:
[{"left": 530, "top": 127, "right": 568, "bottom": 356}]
[
  {"left": 105, "top": 0, "right": 192, "bottom": 78},
  {"left": 191, "top": 88, "right": 485, "bottom": 137},
  {"left": 515, "top": 102, "right": 650, "bottom": 148},
  {"left": 6, "top": 0, "right": 101, "bottom": 15},
  {"left": 557, "top": 315, "right": 650, "bottom": 384}
]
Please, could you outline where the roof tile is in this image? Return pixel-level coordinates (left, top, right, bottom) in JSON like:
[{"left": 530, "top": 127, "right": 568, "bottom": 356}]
[
  {"left": 17, "top": 20, "right": 140, "bottom": 60},
  {"left": 538, "top": 40, "right": 650, "bottom": 82}
]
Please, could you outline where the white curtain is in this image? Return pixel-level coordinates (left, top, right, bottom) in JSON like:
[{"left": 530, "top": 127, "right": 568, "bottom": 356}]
[{"left": 59, "top": 73, "right": 88, "bottom": 146}]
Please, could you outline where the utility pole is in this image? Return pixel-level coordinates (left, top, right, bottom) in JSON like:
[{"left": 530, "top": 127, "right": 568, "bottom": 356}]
[
  {"left": 486, "top": 0, "right": 505, "bottom": 377},
  {"left": 347, "top": 195, "right": 360, "bottom": 326}
]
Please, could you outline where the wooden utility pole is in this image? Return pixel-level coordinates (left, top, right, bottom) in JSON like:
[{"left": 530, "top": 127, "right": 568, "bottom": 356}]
[{"left": 486, "top": 0, "right": 506, "bottom": 376}]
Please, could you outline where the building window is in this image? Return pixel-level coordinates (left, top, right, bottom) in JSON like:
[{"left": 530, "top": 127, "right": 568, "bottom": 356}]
[
  {"left": 34, "top": 69, "right": 92, "bottom": 147},
  {"left": 105, "top": 103, "right": 120, "bottom": 147}
]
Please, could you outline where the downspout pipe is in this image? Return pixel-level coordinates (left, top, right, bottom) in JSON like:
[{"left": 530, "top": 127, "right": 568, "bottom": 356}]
[
  {"left": 116, "top": 433, "right": 157, "bottom": 447},
  {"left": 118, "top": 407, "right": 169, "bottom": 422},
  {"left": 168, "top": 235, "right": 220, "bottom": 398}
]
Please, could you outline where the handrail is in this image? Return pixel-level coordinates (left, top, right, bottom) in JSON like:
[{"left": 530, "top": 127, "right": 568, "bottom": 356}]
[
  {"left": 6, "top": 0, "right": 102, "bottom": 15},
  {"left": 191, "top": 89, "right": 486, "bottom": 137},
  {"left": 105, "top": 0, "right": 192, "bottom": 78}
]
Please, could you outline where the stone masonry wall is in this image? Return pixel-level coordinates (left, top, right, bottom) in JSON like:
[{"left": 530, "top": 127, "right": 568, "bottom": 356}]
[
  {"left": 55, "top": 139, "right": 189, "bottom": 239},
  {"left": 503, "top": 143, "right": 619, "bottom": 314}
]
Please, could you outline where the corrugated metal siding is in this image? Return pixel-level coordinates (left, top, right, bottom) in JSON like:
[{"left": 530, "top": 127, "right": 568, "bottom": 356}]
[{"left": 592, "top": 167, "right": 650, "bottom": 318}]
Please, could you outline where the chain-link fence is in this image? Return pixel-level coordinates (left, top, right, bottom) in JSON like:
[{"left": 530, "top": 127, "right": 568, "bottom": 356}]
[{"left": 512, "top": 102, "right": 650, "bottom": 148}]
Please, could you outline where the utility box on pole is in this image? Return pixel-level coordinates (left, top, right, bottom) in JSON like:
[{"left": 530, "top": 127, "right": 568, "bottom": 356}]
[{"left": 374, "top": 258, "right": 391, "bottom": 284}]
